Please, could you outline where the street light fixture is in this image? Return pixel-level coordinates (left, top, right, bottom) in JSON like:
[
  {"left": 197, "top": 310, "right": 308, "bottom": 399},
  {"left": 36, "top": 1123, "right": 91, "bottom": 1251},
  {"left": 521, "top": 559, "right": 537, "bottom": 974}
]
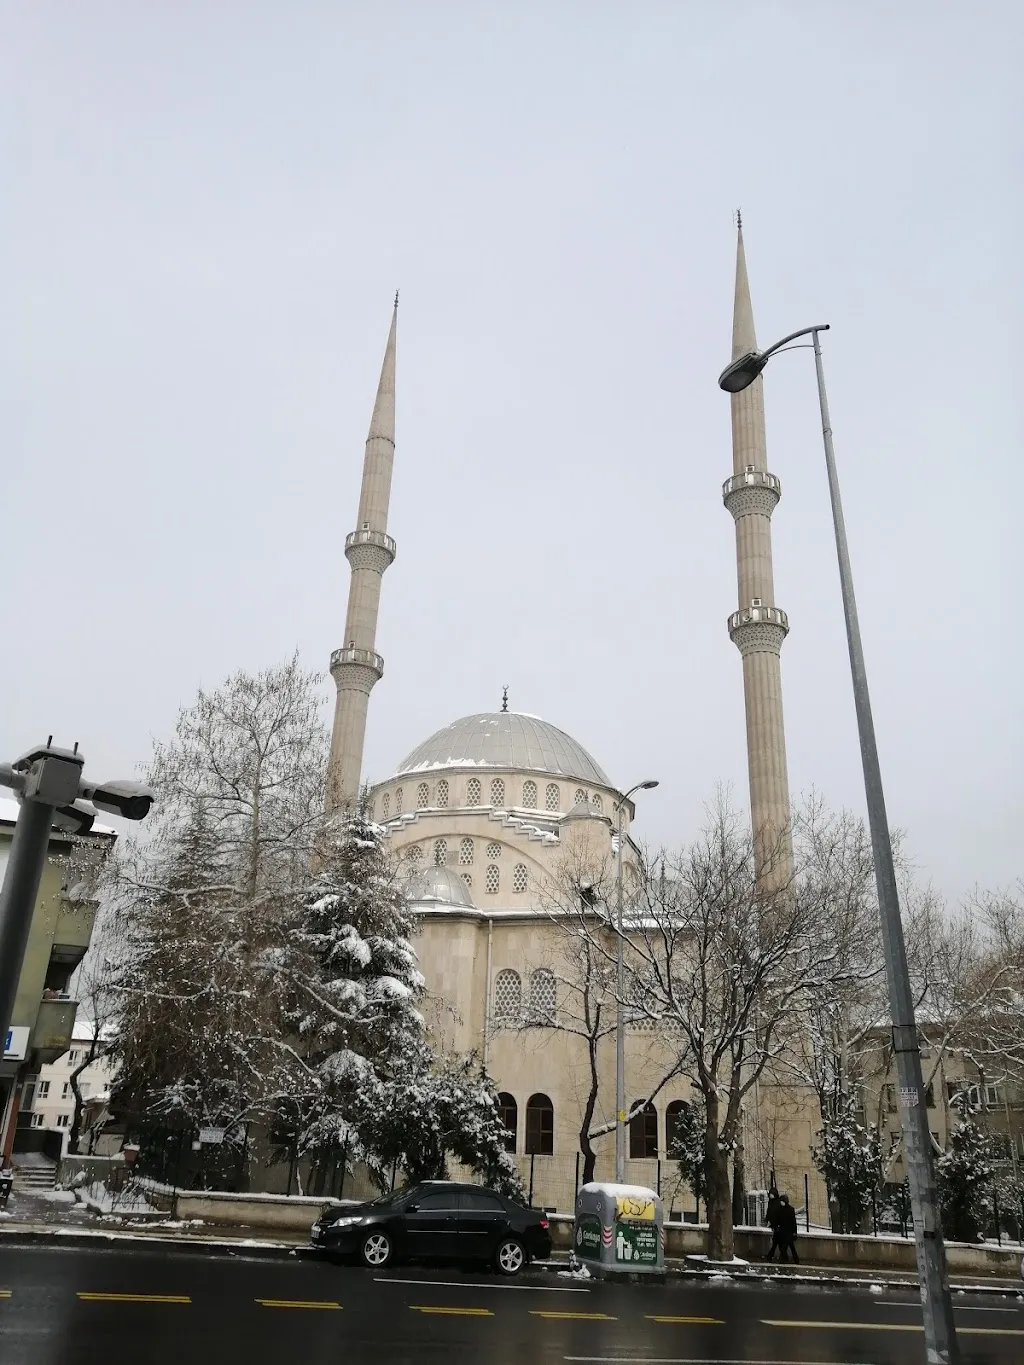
[
  {"left": 719, "top": 328, "right": 959, "bottom": 1364},
  {"left": 614, "top": 778, "right": 659, "bottom": 1184}
]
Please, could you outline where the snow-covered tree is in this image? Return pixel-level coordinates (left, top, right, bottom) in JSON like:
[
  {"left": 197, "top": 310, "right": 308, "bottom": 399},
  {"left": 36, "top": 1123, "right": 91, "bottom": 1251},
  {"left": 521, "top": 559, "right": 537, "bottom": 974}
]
[
  {"left": 667, "top": 1098, "right": 707, "bottom": 1209},
  {"left": 812, "top": 1100, "right": 884, "bottom": 1233},
  {"left": 938, "top": 1101, "right": 997, "bottom": 1242}
]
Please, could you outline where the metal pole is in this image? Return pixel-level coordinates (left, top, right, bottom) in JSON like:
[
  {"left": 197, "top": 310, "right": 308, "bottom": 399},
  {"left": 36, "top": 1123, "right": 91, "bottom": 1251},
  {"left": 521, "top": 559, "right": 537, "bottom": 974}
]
[
  {"left": 615, "top": 800, "right": 626, "bottom": 1183},
  {"left": 811, "top": 329, "right": 959, "bottom": 1364},
  {"left": 0, "top": 799, "right": 56, "bottom": 1050},
  {"left": 804, "top": 1172, "right": 810, "bottom": 1234}
]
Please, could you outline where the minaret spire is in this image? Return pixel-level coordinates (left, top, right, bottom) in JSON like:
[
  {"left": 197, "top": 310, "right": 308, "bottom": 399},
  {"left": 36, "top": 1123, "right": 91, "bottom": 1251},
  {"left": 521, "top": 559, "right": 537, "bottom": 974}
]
[
  {"left": 722, "top": 224, "right": 793, "bottom": 884},
  {"left": 326, "top": 297, "right": 399, "bottom": 810}
]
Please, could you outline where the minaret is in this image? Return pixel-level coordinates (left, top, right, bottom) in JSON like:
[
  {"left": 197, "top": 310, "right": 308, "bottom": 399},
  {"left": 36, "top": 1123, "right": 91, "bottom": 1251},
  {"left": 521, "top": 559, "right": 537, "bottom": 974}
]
[
  {"left": 722, "top": 221, "right": 793, "bottom": 883},
  {"left": 326, "top": 297, "right": 398, "bottom": 810}
]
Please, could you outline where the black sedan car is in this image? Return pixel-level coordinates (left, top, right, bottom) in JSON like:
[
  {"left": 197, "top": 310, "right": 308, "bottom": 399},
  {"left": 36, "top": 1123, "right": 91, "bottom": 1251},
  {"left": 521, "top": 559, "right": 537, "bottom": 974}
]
[{"left": 310, "top": 1180, "right": 552, "bottom": 1276}]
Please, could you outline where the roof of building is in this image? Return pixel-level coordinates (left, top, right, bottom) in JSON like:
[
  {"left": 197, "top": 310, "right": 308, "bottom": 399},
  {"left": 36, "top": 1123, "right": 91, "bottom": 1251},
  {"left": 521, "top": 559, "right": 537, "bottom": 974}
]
[
  {"left": 0, "top": 797, "right": 117, "bottom": 838},
  {"left": 404, "top": 865, "right": 476, "bottom": 909},
  {"left": 393, "top": 712, "right": 610, "bottom": 786}
]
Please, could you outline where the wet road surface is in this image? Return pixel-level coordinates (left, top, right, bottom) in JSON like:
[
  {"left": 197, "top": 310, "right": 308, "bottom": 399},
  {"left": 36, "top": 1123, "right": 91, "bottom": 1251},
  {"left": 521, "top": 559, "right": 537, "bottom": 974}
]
[{"left": 0, "top": 1243, "right": 1021, "bottom": 1364}]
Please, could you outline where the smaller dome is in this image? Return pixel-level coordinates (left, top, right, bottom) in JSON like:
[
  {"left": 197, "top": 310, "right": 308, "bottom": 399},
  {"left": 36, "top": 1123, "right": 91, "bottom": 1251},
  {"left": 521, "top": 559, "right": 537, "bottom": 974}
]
[
  {"left": 560, "top": 800, "right": 609, "bottom": 826},
  {"left": 404, "top": 865, "right": 476, "bottom": 909}
]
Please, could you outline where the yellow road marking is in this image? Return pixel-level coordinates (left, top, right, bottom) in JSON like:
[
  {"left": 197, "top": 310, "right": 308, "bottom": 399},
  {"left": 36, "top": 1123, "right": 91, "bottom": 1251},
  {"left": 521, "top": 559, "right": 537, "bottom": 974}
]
[
  {"left": 530, "top": 1310, "right": 617, "bottom": 1320},
  {"left": 255, "top": 1299, "right": 341, "bottom": 1310},
  {"left": 763, "top": 1319, "right": 1024, "bottom": 1337},
  {"left": 77, "top": 1292, "right": 191, "bottom": 1304},
  {"left": 0, "top": 1291, "right": 11, "bottom": 1299},
  {"left": 646, "top": 1314, "right": 724, "bottom": 1324},
  {"left": 410, "top": 1305, "right": 494, "bottom": 1316}
]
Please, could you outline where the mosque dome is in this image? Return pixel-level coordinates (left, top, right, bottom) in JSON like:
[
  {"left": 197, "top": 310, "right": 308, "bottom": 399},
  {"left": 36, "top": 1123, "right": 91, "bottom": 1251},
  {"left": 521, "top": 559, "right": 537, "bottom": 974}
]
[
  {"left": 394, "top": 712, "right": 609, "bottom": 786},
  {"left": 404, "top": 865, "right": 476, "bottom": 908}
]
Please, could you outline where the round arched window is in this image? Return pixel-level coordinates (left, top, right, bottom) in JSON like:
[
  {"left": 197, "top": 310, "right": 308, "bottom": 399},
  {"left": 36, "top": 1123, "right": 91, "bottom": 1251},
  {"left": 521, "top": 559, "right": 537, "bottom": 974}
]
[
  {"left": 493, "top": 969, "right": 521, "bottom": 1024},
  {"left": 491, "top": 778, "right": 506, "bottom": 807},
  {"left": 433, "top": 839, "right": 448, "bottom": 866},
  {"left": 436, "top": 779, "right": 449, "bottom": 809},
  {"left": 522, "top": 780, "right": 538, "bottom": 808},
  {"left": 545, "top": 783, "right": 560, "bottom": 812},
  {"left": 512, "top": 863, "right": 528, "bottom": 894},
  {"left": 417, "top": 783, "right": 430, "bottom": 809},
  {"left": 467, "top": 778, "right": 482, "bottom": 806}
]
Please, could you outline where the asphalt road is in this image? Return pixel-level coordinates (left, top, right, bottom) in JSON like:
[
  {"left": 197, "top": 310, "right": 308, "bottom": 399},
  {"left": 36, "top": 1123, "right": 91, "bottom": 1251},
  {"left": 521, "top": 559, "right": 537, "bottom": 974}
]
[{"left": 0, "top": 1244, "right": 1022, "bottom": 1365}]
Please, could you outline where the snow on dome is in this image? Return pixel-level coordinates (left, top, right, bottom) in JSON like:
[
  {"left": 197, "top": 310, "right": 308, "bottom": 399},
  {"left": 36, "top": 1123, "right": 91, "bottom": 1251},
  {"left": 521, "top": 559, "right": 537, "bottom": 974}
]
[
  {"left": 394, "top": 713, "right": 609, "bottom": 785},
  {"left": 404, "top": 865, "right": 476, "bottom": 909}
]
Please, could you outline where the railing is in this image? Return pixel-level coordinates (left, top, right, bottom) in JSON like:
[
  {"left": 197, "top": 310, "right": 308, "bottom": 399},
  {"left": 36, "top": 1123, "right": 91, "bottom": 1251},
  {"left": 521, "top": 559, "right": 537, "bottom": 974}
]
[
  {"left": 330, "top": 647, "right": 384, "bottom": 674},
  {"left": 345, "top": 529, "right": 396, "bottom": 557},
  {"left": 722, "top": 469, "right": 781, "bottom": 498},
  {"left": 728, "top": 604, "right": 789, "bottom": 631}
]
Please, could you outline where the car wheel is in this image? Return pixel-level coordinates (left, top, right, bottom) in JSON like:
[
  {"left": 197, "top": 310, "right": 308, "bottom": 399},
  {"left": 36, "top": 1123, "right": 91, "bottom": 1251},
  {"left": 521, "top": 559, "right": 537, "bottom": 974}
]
[
  {"left": 360, "top": 1230, "right": 393, "bottom": 1268},
  {"left": 495, "top": 1236, "right": 526, "bottom": 1277}
]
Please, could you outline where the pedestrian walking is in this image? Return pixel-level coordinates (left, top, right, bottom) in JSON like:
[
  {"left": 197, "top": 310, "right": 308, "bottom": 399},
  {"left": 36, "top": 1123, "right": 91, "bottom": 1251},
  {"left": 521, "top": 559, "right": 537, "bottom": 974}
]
[
  {"left": 764, "top": 1191, "right": 782, "bottom": 1261},
  {"left": 777, "top": 1194, "right": 800, "bottom": 1263}
]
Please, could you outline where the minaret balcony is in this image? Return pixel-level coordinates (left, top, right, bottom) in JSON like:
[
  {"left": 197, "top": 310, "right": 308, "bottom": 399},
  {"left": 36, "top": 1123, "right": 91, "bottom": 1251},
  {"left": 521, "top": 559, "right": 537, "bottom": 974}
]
[
  {"left": 728, "top": 602, "right": 789, "bottom": 657},
  {"left": 723, "top": 468, "right": 781, "bottom": 520},
  {"left": 331, "top": 646, "right": 384, "bottom": 683},
  {"left": 345, "top": 529, "right": 396, "bottom": 573}
]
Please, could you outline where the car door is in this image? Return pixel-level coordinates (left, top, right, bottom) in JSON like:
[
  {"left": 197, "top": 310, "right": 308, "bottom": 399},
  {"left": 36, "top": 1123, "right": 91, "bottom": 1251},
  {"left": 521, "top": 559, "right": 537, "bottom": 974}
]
[
  {"left": 455, "top": 1189, "right": 509, "bottom": 1260},
  {"left": 402, "top": 1189, "right": 460, "bottom": 1260}
]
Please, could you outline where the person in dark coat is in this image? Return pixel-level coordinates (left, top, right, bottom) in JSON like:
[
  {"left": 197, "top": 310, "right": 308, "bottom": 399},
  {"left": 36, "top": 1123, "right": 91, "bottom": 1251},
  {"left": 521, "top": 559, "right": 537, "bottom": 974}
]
[
  {"left": 764, "top": 1191, "right": 782, "bottom": 1261},
  {"left": 777, "top": 1194, "right": 800, "bottom": 1263}
]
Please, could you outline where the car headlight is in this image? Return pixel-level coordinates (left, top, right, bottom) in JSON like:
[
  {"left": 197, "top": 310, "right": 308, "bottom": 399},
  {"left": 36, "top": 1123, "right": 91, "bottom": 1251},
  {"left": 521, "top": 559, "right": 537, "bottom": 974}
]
[{"left": 330, "top": 1215, "right": 363, "bottom": 1229}]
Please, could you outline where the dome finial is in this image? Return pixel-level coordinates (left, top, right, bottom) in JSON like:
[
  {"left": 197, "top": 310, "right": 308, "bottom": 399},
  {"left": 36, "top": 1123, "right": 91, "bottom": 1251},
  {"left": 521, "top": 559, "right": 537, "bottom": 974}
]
[{"left": 501, "top": 685, "right": 509, "bottom": 713}]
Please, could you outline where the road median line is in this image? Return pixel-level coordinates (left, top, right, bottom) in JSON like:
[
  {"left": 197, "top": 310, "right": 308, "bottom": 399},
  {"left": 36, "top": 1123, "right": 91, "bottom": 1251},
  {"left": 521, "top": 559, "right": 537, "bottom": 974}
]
[
  {"left": 531, "top": 1309, "right": 616, "bottom": 1320},
  {"left": 645, "top": 1314, "right": 724, "bottom": 1323},
  {"left": 410, "top": 1304, "right": 494, "bottom": 1316},
  {"left": 76, "top": 1292, "right": 191, "bottom": 1304},
  {"left": 255, "top": 1298, "right": 341, "bottom": 1309}
]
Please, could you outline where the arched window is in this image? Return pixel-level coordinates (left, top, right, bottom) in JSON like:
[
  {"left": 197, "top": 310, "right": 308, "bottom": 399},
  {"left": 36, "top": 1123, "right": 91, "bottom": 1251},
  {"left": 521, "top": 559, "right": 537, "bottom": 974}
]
[
  {"left": 545, "top": 783, "right": 560, "bottom": 812},
  {"left": 486, "top": 841, "right": 502, "bottom": 858},
  {"left": 417, "top": 782, "right": 430, "bottom": 809},
  {"left": 512, "top": 863, "right": 528, "bottom": 894},
  {"left": 405, "top": 844, "right": 423, "bottom": 864},
  {"left": 629, "top": 1101, "right": 658, "bottom": 1159},
  {"left": 665, "top": 1099, "right": 692, "bottom": 1161},
  {"left": 381, "top": 793, "right": 390, "bottom": 819},
  {"left": 462, "top": 873, "right": 472, "bottom": 891},
  {"left": 574, "top": 788, "right": 587, "bottom": 807},
  {"left": 493, "top": 969, "right": 521, "bottom": 1024},
  {"left": 522, "top": 780, "right": 538, "bottom": 808},
  {"left": 529, "top": 969, "right": 556, "bottom": 1024},
  {"left": 485, "top": 865, "right": 500, "bottom": 894},
  {"left": 467, "top": 778, "right": 482, "bottom": 806},
  {"left": 591, "top": 793, "right": 603, "bottom": 813},
  {"left": 433, "top": 839, "right": 447, "bottom": 866},
  {"left": 491, "top": 778, "right": 506, "bottom": 807},
  {"left": 436, "top": 779, "right": 449, "bottom": 809},
  {"left": 395, "top": 787, "right": 404, "bottom": 814},
  {"left": 525, "top": 1093, "right": 554, "bottom": 1155},
  {"left": 497, "top": 1093, "right": 518, "bottom": 1153},
  {"left": 458, "top": 837, "right": 474, "bottom": 866}
]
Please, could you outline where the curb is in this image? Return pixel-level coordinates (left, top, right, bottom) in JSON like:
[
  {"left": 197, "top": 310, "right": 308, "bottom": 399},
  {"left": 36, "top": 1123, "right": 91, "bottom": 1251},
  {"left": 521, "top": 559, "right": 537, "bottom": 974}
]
[{"left": 0, "top": 1225, "right": 306, "bottom": 1260}]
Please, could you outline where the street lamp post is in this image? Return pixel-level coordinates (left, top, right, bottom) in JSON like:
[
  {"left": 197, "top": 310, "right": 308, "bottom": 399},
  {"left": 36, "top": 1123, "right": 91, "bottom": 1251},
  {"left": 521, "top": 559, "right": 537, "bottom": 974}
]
[
  {"left": 719, "top": 330, "right": 960, "bottom": 1365},
  {"left": 614, "top": 779, "right": 659, "bottom": 1184}
]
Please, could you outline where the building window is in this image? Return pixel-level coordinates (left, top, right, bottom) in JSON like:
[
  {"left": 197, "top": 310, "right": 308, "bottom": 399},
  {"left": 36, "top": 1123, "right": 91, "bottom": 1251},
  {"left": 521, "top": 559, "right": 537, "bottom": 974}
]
[
  {"left": 459, "top": 838, "right": 474, "bottom": 866},
  {"left": 486, "top": 841, "right": 502, "bottom": 858},
  {"left": 417, "top": 783, "right": 430, "bottom": 809},
  {"left": 525, "top": 1094, "right": 554, "bottom": 1155},
  {"left": 56, "top": 1113, "right": 70, "bottom": 1128},
  {"left": 485, "top": 865, "right": 500, "bottom": 894},
  {"left": 493, "top": 969, "right": 522, "bottom": 1024},
  {"left": 37, "top": 1080, "right": 50, "bottom": 1100},
  {"left": 523, "top": 780, "right": 538, "bottom": 808},
  {"left": 61, "top": 1083, "right": 70, "bottom": 1100},
  {"left": 462, "top": 874, "right": 472, "bottom": 891},
  {"left": 382, "top": 793, "right": 390, "bottom": 819},
  {"left": 467, "top": 778, "right": 482, "bottom": 806},
  {"left": 574, "top": 788, "right": 587, "bottom": 806},
  {"left": 591, "top": 794, "right": 603, "bottom": 813},
  {"left": 405, "top": 844, "right": 423, "bottom": 864},
  {"left": 545, "top": 783, "right": 560, "bottom": 812},
  {"left": 433, "top": 839, "right": 448, "bottom": 866},
  {"left": 497, "top": 1093, "right": 518, "bottom": 1153},
  {"left": 665, "top": 1100, "right": 693, "bottom": 1160},
  {"left": 512, "top": 863, "right": 529, "bottom": 894},
  {"left": 395, "top": 787, "right": 404, "bottom": 814},
  {"left": 529, "top": 969, "right": 556, "bottom": 1023},
  {"left": 69, "top": 1052, "right": 79, "bottom": 1065},
  {"left": 437, "top": 779, "right": 449, "bottom": 809},
  {"left": 31, "top": 1114, "right": 45, "bottom": 1128},
  {"left": 629, "top": 1102, "right": 658, "bottom": 1159},
  {"left": 491, "top": 778, "right": 505, "bottom": 807}
]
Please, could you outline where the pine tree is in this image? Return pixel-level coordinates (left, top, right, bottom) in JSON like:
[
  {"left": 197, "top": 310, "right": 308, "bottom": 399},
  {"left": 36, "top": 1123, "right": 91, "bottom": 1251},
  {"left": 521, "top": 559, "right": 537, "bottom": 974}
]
[
  {"left": 668, "top": 1099, "right": 707, "bottom": 1210},
  {"left": 812, "top": 1101, "right": 884, "bottom": 1233},
  {"left": 938, "top": 1102, "right": 996, "bottom": 1242}
]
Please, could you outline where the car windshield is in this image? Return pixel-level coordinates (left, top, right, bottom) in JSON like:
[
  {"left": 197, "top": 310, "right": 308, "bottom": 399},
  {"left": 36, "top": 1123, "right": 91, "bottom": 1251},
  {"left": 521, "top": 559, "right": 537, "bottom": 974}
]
[{"left": 368, "top": 1185, "right": 417, "bottom": 1208}]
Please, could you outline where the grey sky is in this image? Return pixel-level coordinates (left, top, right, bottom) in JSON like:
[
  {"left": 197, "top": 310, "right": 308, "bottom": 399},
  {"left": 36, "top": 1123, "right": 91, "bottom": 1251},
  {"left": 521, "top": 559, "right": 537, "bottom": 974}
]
[{"left": 3, "top": 4, "right": 1020, "bottom": 901}]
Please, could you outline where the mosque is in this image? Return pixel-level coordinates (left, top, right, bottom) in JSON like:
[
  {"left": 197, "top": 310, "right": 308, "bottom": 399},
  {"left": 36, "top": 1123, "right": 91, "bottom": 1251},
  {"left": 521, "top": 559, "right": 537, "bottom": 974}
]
[{"left": 323, "top": 231, "right": 818, "bottom": 1214}]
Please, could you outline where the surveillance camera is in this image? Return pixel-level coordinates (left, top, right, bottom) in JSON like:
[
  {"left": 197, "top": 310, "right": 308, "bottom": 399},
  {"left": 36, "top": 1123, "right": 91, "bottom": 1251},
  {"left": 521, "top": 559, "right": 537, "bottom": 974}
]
[
  {"left": 79, "top": 779, "right": 155, "bottom": 822},
  {"left": 51, "top": 801, "right": 97, "bottom": 835}
]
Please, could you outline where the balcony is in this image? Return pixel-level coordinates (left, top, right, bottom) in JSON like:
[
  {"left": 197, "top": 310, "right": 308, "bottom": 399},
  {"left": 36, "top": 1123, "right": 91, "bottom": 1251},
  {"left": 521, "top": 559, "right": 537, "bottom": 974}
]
[
  {"left": 330, "top": 646, "right": 385, "bottom": 679},
  {"left": 30, "top": 997, "right": 78, "bottom": 1065}
]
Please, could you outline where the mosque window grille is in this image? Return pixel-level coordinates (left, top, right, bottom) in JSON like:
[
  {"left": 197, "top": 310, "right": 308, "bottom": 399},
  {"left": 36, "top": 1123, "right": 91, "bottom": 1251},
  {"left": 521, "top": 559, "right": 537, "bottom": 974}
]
[
  {"left": 512, "top": 863, "right": 529, "bottom": 894},
  {"left": 492, "top": 968, "right": 522, "bottom": 1025},
  {"left": 458, "top": 838, "right": 474, "bottom": 866},
  {"left": 417, "top": 782, "right": 430, "bottom": 810},
  {"left": 522, "top": 780, "right": 538, "bottom": 808},
  {"left": 381, "top": 793, "right": 390, "bottom": 819},
  {"left": 436, "top": 779, "right": 449, "bottom": 809},
  {"left": 467, "top": 778, "right": 482, "bottom": 807},
  {"left": 528, "top": 969, "right": 556, "bottom": 1025},
  {"left": 462, "top": 873, "right": 472, "bottom": 891},
  {"left": 405, "top": 844, "right": 423, "bottom": 864},
  {"left": 591, "top": 794, "right": 603, "bottom": 813},
  {"left": 395, "top": 788, "right": 404, "bottom": 814},
  {"left": 491, "top": 778, "right": 506, "bottom": 807},
  {"left": 486, "top": 841, "right": 502, "bottom": 859},
  {"left": 574, "top": 789, "right": 587, "bottom": 806},
  {"left": 433, "top": 839, "right": 448, "bottom": 867},
  {"left": 545, "top": 783, "right": 560, "bottom": 812},
  {"left": 485, "top": 864, "right": 500, "bottom": 895}
]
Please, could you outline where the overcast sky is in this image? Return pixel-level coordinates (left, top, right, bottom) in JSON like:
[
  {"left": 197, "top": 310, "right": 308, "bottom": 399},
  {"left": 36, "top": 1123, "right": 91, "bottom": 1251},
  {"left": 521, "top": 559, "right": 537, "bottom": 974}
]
[{"left": 3, "top": 3, "right": 1020, "bottom": 902}]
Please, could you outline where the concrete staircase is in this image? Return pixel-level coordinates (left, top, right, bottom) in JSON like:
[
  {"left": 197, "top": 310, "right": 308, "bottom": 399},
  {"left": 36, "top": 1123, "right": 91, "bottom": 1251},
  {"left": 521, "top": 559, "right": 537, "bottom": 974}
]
[{"left": 13, "top": 1157, "right": 58, "bottom": 1191}]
